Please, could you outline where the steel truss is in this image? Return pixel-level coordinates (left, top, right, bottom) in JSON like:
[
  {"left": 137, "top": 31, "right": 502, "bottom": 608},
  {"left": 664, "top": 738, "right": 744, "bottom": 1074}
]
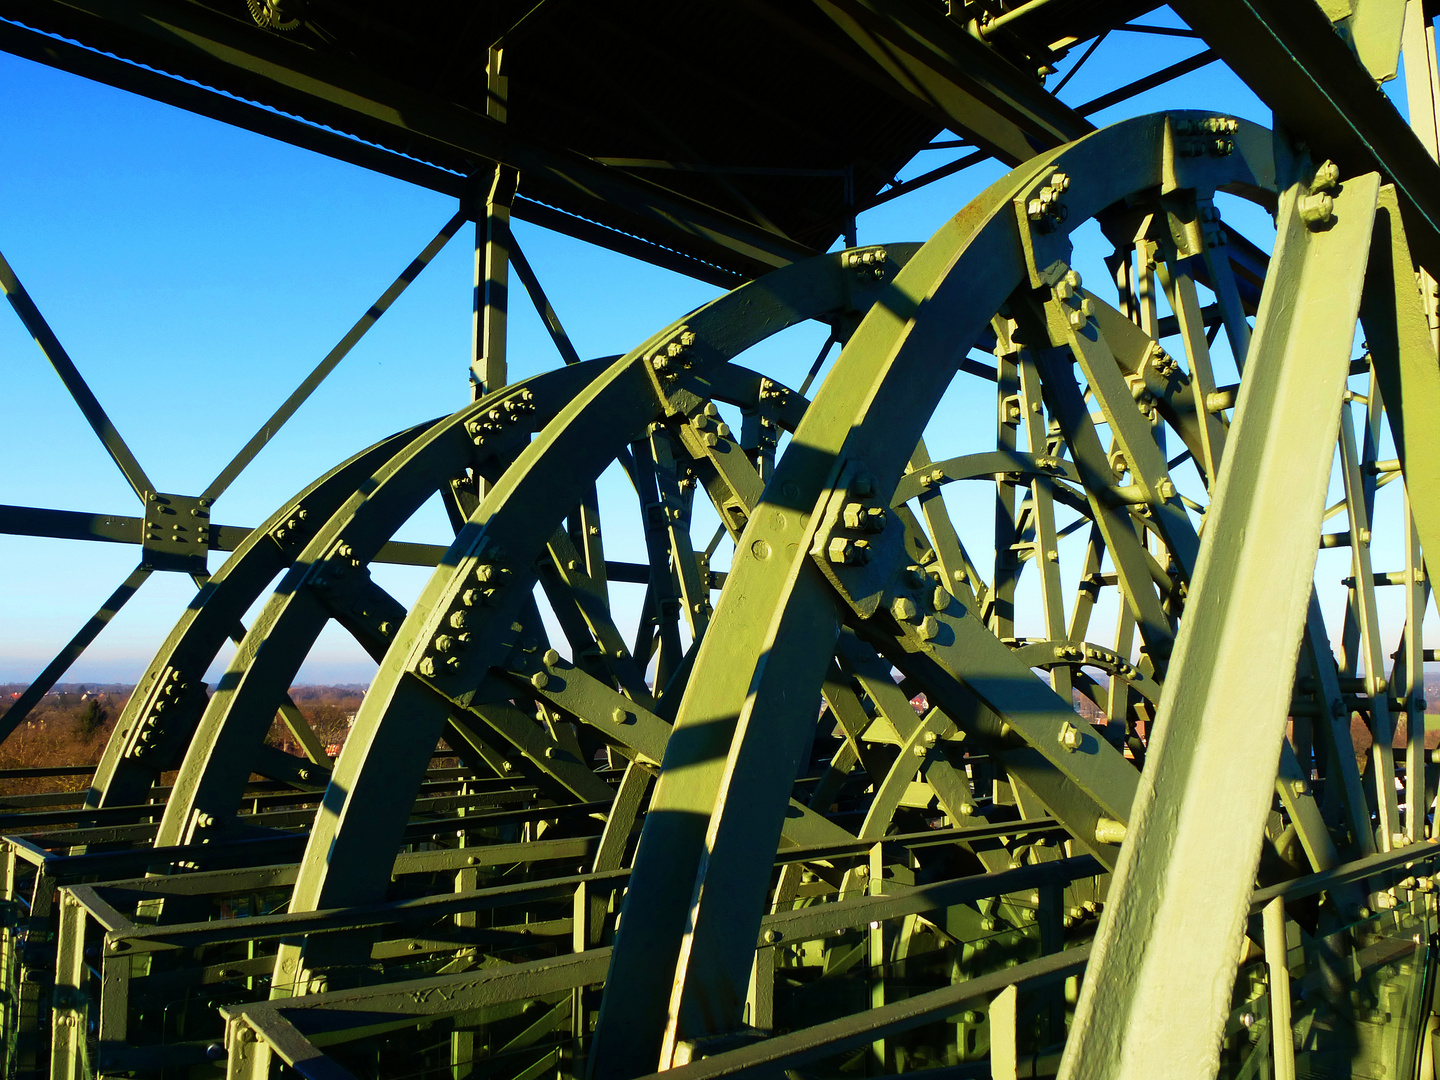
[{"left": 4, "top": 3, "right": 1440, "bottom": 1080}]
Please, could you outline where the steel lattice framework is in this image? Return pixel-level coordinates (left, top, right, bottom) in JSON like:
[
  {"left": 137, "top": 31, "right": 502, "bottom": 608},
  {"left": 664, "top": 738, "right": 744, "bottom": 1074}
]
[{"left": 3, "top": 2, "right": 1440, "bottom": 1079}]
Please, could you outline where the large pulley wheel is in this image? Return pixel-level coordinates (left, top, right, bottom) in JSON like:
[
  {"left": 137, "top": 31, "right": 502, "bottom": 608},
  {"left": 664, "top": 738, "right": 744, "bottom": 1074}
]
[{"left": 588, "top": 111, "right": 1438, "bottom": 1076}]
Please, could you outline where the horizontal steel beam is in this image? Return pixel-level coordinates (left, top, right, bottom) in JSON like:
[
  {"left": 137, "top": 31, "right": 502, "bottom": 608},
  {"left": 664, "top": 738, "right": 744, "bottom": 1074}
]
[
  {"left": 0, "top": 503, "right": 443, "bottom": 566},
  {"left": 1172, "top": 0, "right": 1440, "bottom": 273}
]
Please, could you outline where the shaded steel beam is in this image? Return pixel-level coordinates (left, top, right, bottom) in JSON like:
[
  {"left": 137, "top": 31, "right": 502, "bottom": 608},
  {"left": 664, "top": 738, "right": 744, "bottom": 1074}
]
[
  {"left": 1172, "top": 0, "right": 1440, "bottom": 273},
  {"left": 0, "top": 503, "right": 446, "bottom": 567},
  {"left": 510, "top": 235, "right": 582, "bottom": 368},
  {"left": 1073, "top": 49, "right": 1217, "bottom": 117},
  {"left": 1365, "top": 184, "right": 1440, "bottom": 584},
  {"left": 0, "top": 501, "right": 658, "bottom": 583},
  {"left": 0, "top": 0, "right": 813, "bottom": 282},
  {"left": 0, "top": 564, "right": 152, "bottom": 740},
  {"left": 1059, "top": 171, "right": 1383, "bottom": 1080},
  {"left": 203, "top": 210, "right": 467, "bottom": 503},
  {"left": 811, "top": 0, "right": 1089, "bottom": 163},
  {"left": 0, "top": 246, "right": 154, "bottom": 501}
]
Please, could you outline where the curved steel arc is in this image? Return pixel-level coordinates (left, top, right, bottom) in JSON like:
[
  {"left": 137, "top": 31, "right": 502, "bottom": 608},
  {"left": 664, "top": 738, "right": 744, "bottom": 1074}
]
[
  {"left": 156, "top": 359, "right": 819, "bottom": 854},
  {"left": 271, "top": 245, "right": 922, "bottom": 992},
  {"left": 588, "top": 112, "right": 1277, "bottom": 1078},
  {"left": 157, "top": 362, "right": 604, "bottom": 849},
  {"left": 87, "top": 421, "right": 432, "bottom": 811}
]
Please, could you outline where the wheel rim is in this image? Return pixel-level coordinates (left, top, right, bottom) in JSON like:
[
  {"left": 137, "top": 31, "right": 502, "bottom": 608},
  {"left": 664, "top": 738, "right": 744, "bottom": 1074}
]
[{"left": 590, "top": 110, "right": 1286, "bottom": 1074}]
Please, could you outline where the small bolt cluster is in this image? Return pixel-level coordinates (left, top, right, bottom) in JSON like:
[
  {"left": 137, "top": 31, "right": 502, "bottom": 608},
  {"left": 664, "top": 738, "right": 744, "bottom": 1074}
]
[
  {"left": 1027, "top": 172, "right": 1070, "bottom": 233},
  {"left": 825, "top": 472, "right": 883, "bottom": 567},
  {"left": 1173, "top": 116, "right": 1238, "bottom": 157},
  {"left": 466, "top": 389, "right": 535, "bottom": 446},
  {"left": 1299, "top": 160, "right": 1340, "bottom": 231},
  {"left": 417, "top": 557, "right": 507, "bottom": 678},
  {"left": 1123, "top": 370, "right": 1162, "bottom": 425},
  {"left": 1052, "top": 268, "right": 1091, "bottom": 328},
  {"left": 647, "top": 327, "right": 699, "bottom": 385},
  {"left": 308, "top": 541, "right": 362, "bottom": 590},
  {"left": 1199, "top": 204, "right": 1228, "bottom": 250},
  {"left": 889, "top": 564, "right": 949, "bottom": 640},
  {"left": 129, "top": 667, "right": 191, "bottom": 760},
  {"left": 757, "top": 378, "right": 790, "bottom": 407},
  {"left": 916, "top": 466, "right": 946, "bottom": 489},
  {"left": 143, "top": 493, "right": 213, "bottom": 558},
  {"left": 689, "top": 402, "right": 732, "bottom": 448},
  {"left": 843, "top": 247, "right": 889, "bottom": 281},
  {"left": 271, "top": 505, "right": 308, "bottom": 543}
]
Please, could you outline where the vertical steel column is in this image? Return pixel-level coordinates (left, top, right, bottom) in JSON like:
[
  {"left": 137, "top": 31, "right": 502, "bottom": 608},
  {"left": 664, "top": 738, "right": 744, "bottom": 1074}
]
[
  {"left": 1059, "top": 169, "right": 1382, "bottom": 1080},
  {"left": 472, "top": 46, "right": 516, "bottom": 400},
  {"left": 48, "top": 893, "right": 86, "bottom": 1080},
  {"left": 1403, "top": 0, "right": 1440, "bottom": 348},
  {"left": 1262, "top": 898, "right": 1296, "bottom": 1080}
]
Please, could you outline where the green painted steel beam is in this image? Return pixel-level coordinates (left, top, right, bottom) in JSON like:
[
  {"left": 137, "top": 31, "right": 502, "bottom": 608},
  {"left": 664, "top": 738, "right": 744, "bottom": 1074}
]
[
  {"left": 1364, "top": 183, "right": 1440, "bottom": 582},
  {"left": 1058, "top": 169, "right": 1383, "bottom": 1080}
]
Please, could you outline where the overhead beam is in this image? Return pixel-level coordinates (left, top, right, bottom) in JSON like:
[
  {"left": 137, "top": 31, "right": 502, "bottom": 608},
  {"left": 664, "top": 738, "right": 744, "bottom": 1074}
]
[
  {"left": 810, "top": 0, "right": 1090, "bottom": 163},
  {"left": 0, "top": 0, "right": 813, "bottom": 281},
  {"left": 1171, "top": 0, "right": 1440, "bottom": 274}
]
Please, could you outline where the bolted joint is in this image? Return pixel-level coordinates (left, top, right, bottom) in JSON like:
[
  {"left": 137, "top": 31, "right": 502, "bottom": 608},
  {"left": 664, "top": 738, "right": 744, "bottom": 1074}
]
[
  {"left": 827, "top": 537, "right": 871, "bottom": 566},
  {"left": 1027, "top": 172, "right": 1071, "bottom": 233},
  {"left": 1057, "top": 720, "right": 1083, "bottom": 752},
  {"left": 842, "top": 502, "right": 886, "bottom": 532}
]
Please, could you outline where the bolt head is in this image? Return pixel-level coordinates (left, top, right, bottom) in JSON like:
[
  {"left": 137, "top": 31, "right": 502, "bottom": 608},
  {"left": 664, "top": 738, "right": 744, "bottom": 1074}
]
[
  {"left": 1299, "top": 191, "right": 1334, "bottom": 228},
  {"left": 891, "top": 597, "right": 918, "bottom": 622}
]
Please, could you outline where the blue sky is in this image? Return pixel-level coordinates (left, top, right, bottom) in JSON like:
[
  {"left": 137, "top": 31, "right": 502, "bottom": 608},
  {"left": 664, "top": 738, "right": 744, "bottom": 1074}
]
[{"left": 0, "top": 7, "right": 1427, "bottom": 685}]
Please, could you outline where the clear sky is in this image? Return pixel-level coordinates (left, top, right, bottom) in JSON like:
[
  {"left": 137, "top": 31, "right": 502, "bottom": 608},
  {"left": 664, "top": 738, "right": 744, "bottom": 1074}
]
[{"left": 1, "top": 6, "right": 1429, "bottom": 686}]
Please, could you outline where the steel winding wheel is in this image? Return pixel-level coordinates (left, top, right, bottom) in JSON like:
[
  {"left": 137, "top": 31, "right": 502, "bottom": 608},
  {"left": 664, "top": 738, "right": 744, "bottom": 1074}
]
[
  {"left": 87, "top": 354, "right": 835, "bottom": 848},
  {"left": 579, "top": 110, "right": 1440, "bottom": 1076},
  {"left": 20, "top": 109, "right": 1440, "bottom": 1080}
]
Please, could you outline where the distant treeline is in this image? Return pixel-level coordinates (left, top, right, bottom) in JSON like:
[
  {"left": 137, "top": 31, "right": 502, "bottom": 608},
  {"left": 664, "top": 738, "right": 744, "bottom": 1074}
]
[{"left": 0, "top": 684, "right": 370, "bottom": 794}]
